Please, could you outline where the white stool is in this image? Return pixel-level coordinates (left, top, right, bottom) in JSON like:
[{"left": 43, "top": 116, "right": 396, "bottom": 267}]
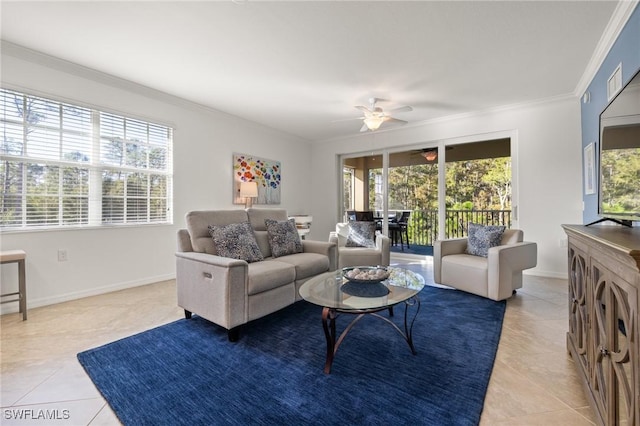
[{"left": 1, "top": 250, "right": 27, "bottom": 320}]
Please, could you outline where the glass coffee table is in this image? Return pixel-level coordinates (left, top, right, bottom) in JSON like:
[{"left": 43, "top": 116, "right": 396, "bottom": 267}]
[{"left": 299, "top": 266, "right": 425, "bottom": 373}]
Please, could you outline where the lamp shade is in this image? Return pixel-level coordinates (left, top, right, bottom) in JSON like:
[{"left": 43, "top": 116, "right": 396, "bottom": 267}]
[{"left": 239, "top": 181, "right": 258, "bottom": 198}]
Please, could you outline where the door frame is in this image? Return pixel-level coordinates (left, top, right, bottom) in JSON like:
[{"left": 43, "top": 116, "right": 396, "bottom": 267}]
[
  {"left": 438, "top": 130, "right": 518, "bottom": 239},
  {"left": 337, "top": 129, "right": 518, "bottom": 243}
]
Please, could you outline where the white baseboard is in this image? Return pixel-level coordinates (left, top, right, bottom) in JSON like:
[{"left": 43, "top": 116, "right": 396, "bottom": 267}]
[
  {"left": 0, "top": 274, "right": 176, "bottom": 315},
  {"left": 390, "top": 253, "right": 433, "bottom": 264},
  {"left": 524, "top": 269, "right": 568, "bottom": 280}
]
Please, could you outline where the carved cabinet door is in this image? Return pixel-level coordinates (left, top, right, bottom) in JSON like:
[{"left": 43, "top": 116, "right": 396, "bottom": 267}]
[
  {"left": 590, "top": 260, "right": 637, "bottom": 425},
  {"left": 568, "top": 245, "right": 589, "bottom": 371}
]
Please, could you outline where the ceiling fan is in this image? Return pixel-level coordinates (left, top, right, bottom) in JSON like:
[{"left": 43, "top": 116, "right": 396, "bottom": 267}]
[
  {"left": 352, "top": 98, "right": 413, "bottom": 132},
  {"left": 419, "top": 148, "right": 438, "bottom": 161},
  {"left": 410, "top": 147, "right": 452, "bottom": 162}
]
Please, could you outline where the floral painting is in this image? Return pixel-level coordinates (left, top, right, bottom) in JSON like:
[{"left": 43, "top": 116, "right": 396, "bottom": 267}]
[{"left": 233, "top": 154, "right": 281, "bottom": 205}]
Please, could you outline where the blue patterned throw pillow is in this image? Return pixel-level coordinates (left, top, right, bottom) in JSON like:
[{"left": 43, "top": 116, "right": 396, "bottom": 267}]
[
  {"left": 264, "top": 218, "right": 303, "bottom": 258},
  {"left": 208, "top": 222, "right": 264, "bottom": 263},
  {"left": 466, "top": 223, "right": 506, "bottom": 257},
  {"left": 345, "top": 221, "right": 376, "bottom": 248}
]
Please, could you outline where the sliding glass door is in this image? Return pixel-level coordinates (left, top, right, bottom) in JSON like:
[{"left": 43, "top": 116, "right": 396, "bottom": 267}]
[
  {"left": 342, "top": 152, "right": 385, "bottom": 219},
  {"left": 443, "top": 138, "right": 512, "bottom": 239},
  {"left": 386, "top": 150, "right": 439, "bottom": 252},
  {"left": 340, "top": 137, "right": 512, "bottom": 257},
  {"left": 341, "top": 149, "right": 439, "bottom": 255}
]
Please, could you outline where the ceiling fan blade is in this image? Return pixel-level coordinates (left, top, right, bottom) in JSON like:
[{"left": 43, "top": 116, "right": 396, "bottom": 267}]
[
  {"left": 355, "top": 105, "right": 373, "bottom": 114},
  {"left": 359, "top": 123, "right": 369, "bottom": 132},
  {"left": 370, "top": 97, "right": 389, "bottom": 105},
  {"left": 331, "top": 116, "right": 365, "bottom": 123},
  {"left": 388, "top": 105, "right": 413, "bottom": 113},
  {"left": 382, "top": 117, "right": 408, "bottom": 125}
]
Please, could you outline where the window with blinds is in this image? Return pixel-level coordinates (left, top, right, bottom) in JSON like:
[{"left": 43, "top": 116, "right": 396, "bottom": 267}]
[{"left": 0, "top": 89, "right": 173, "bottom": 230}]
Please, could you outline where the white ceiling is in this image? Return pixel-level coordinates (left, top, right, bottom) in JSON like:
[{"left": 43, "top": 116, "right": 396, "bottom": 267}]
[{"left": 0, "top": 1, "right": 622, "bottom": 142}]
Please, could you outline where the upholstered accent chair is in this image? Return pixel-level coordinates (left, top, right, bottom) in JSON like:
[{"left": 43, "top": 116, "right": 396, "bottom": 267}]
[
  {"left": 433, "top": 228, "right": 537, "bottom": 301},
  {"left": 329, "top": 222, "right": 391, "bottom": 269}
]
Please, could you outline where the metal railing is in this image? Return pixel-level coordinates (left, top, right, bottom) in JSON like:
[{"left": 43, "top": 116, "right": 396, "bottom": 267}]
[{"left": 402, "top": 209, "right": 512, "bottom": 246}]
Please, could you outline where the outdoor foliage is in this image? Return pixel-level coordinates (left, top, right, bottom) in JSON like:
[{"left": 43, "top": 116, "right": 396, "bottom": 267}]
[
  {"left": 367, "top": 157, "right": 511, "bottom": 212},
  {"left": 1, "top": 89, "right": 171, "bottom": 228},
  {"left": 360, "top": 156, "right": 512, "bottom": 243},
  {"left": 444, "top": 157, "right": 511, "bottom": 210},
  {"left": 601, "top": 148, "right": 640, "bottom": 214}
]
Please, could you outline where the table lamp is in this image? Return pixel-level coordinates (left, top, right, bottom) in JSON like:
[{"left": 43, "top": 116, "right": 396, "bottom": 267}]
[{"left": 240, "top": 181, "right": 258, "bottom": 208}]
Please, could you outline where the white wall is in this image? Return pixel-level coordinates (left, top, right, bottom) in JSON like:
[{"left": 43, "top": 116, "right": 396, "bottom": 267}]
[
  {"left": 0, "top": 46, "right": 583, "bottom": 312},
  {"left": 310, "top": 96, "right": 584, "bottom": 278},
  {"left": 0, "top": 47, "right": 313, "bottom": 312}
]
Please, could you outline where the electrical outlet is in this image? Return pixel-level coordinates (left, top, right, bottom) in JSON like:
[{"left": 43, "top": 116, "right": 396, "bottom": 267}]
[
  {"left": 559, "top": 238, "right": 568, "bottom": 248},
  {"left": 58, "top": 249, "right": 68, "bottom": 262}
]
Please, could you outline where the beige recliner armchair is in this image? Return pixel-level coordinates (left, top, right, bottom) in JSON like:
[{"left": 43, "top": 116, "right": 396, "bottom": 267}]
[
  {"left": 433, "top": 229, "right": 537, "bottom": 301},
  {"left": 329, "top": 222, "right": 390, "bottom": 269}
]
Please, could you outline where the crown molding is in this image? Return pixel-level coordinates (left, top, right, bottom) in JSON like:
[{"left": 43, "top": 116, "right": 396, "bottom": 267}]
[
  {"left": 1, "top": 40, "right": 201, "bottom": 112},
  {"left": 574, "top": 1, "right": 639, "bottom": 97},
  {"left": 409, "top": 93, "right": 576, "bottom": 127},
  {"left": 0, "top": 41, "right": 310, "bottom": 143}
]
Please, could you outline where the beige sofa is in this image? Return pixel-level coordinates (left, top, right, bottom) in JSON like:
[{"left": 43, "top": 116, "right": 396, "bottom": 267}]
[
  {"left": 176, "top": 208, "right": 336, "bottom": 341},
  {"left": 433, "top": 229, "right": 537, "bottom": 301},
  {"left": 329, "top": 222, "right": 390, "bottom": 269}
]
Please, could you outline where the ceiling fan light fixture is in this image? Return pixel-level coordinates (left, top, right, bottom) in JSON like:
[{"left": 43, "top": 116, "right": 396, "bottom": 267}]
[
  {"left": 363, "top": 116, "right": 384, "bottom": 131},
  {"left": 421, "top": 150, "right": 438, "bottom": 161}
]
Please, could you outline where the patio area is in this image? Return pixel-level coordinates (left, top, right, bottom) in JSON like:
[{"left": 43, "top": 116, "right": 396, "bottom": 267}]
[
  {"left": 390, "top": 243, "right": 433, "bottom": 256},
  {"left": 383, "top": 208, "right": 511, "bottom": 258}
]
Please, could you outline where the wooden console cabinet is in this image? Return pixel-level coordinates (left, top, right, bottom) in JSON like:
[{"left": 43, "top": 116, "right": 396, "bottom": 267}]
[{"left": 562, "top": 225, "right": 639, "bottom": 425}]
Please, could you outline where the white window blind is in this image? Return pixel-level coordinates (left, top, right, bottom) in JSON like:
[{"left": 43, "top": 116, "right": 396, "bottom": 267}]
[{"left": 0, "top": 88, "right": 173, "bottom": 230}]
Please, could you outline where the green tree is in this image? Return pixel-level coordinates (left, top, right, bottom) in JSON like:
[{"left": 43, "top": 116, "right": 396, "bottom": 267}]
[
  {"left": 445, "top": 157, "right": 511, "bottom": 210},
  {"left": 601, "top": 148, "right": 640, "bottom": 213}
]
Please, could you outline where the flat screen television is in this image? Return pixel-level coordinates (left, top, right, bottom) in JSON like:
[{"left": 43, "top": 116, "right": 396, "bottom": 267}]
[{"left": 595, "top": 68, "right": 640, "bottom": 227}]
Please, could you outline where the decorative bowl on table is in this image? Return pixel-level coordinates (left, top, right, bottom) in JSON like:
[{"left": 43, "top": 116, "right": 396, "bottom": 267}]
[{"left": 342, "top": 266, "right": 390, "bottom": 284}]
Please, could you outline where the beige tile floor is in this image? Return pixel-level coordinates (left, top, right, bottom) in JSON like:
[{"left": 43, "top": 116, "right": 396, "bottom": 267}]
[{"left": 1, "top": 264, "right": 596, "bottom": 425}]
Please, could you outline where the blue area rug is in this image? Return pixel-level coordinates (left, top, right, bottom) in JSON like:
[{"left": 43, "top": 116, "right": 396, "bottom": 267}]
[{"left": 78, "top": 285, "right": 505, "bottom": 425}]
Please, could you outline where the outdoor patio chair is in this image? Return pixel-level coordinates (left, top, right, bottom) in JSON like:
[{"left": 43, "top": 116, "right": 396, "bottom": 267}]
[{"left": 389, "top": 211, "right": 410, "bottom": 251}]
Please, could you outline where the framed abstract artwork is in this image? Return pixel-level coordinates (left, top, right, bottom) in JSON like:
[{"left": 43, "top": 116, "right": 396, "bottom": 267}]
[{"left": 233, "top": 153, "right": 281, "bottom": 205}]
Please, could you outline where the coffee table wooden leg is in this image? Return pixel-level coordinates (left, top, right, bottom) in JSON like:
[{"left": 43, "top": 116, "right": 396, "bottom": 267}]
[{"left": 321, "top": 307, "right": 336, "bottom": 374}]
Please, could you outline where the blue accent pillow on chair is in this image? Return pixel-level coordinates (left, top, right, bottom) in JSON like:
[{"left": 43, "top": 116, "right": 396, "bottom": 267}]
[
  {"left": 345, "top": 221, "right": 376, "bottom": 248},
  {"left": 466, "top": 223, "right": 506, "bottom": 257}
]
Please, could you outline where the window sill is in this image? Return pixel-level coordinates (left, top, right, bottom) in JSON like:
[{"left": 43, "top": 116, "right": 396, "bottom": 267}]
[{"left": 0, "top": 222, "right": 174, "bottom": 235}]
